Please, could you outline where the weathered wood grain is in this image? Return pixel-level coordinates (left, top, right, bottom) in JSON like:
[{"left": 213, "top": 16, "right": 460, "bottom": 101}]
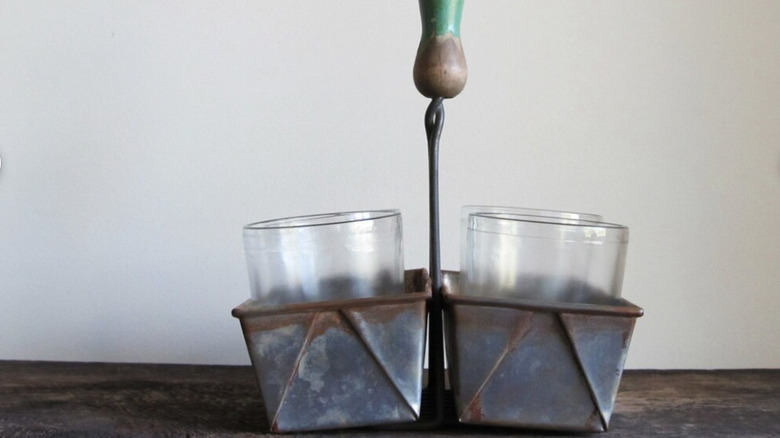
[{"left": 0, "top": 362, "right": 777, "bottom": 437}]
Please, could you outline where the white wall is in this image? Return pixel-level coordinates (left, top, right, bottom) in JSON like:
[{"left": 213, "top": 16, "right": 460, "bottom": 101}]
[{"left": 1, "top": 1, "right": 778, "bottom": 369}]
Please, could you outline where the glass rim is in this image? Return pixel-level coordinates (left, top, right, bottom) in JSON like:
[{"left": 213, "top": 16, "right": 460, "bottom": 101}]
[
  {"left": 244, "top": 209, "right": 401, "bottom": 230},
  {"left": 461, "top": 204, "right": 603, "bottom": 220},
  {"left": 470, "top": 212, "right": 628, "bottom": 230}
]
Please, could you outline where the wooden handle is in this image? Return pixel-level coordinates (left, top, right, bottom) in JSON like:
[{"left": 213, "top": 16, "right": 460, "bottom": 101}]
[{"left": 414, "top": 0, "right": 467, "bottom": 99}]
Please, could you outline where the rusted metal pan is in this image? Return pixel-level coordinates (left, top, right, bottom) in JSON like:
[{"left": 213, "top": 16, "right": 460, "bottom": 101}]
[
  {"left": 233, "top": 269, "right": 431, "bottom": 433},
  {"left": 442, "top": 271, "right": 643, "bottom": 433}
]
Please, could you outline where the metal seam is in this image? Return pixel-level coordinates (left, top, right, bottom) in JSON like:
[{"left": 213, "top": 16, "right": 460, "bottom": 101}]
[
  {"left": 557, "top": 313, "right": 608, "bottom": 432},
  {"left": 459, "top": 311, "right": 534, "bottom": 421},
  {"left": 270, "top": 311, "right": 320, "bottom": 432},
  {"left": 339, "top": 308, "right": 419, "bottom": 420}
]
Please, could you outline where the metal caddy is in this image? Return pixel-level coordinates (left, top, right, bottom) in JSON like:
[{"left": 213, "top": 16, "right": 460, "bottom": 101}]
[{"left": 233, "top": 0, "right": 643, "bottom": 433}]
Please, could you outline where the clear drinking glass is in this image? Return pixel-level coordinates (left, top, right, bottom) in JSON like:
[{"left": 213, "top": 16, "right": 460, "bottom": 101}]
[
  {"left": 460, "top": 206, "right": 604, "bottom": 296},
  {"left": 243, "top": 210, "right": 404, "bottom": 307},
  {"left": 460, "top": 212, "right": 629, "bottom": 305}
]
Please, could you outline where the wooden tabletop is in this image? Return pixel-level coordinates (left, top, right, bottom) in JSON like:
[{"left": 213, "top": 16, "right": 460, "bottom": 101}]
[{"left": 1, "top": 361, "right": 777, "bottom": 437}]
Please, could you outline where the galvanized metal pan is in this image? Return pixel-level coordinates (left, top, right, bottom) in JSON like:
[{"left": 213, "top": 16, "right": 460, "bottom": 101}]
[
  {"left": 233, "top": 269, "right": 431, "bottom": 433},
  {"left": 442, "top": 271, "right": 643, "bottom": 433}
]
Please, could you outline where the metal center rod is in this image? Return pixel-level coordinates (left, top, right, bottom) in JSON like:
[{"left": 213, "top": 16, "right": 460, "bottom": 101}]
[
  {"left": 380, "top": 98, "right": 445, "bottom": 432},
  {"left": 425, "top": 96, "right": 446, "bottom": 427}
]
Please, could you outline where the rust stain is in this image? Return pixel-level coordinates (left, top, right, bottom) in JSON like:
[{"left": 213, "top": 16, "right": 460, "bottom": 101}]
[
  {"left": 586, "top": 407, "right": 606, "bottom": 432},
  {"left": 306, "top": 311, "right": 348, "bottom": 339},
  {"left": 242, "top": 312, "right": 310, "bottom": 334},
  {"left": 464, "top": 393, "right": 483, "bottom": 423},
  {"left": 343, "top": 302, "right": 423, "bottom": 325},
  {"left": 622, "top": 319, "right": 636, "bottom": 349}
]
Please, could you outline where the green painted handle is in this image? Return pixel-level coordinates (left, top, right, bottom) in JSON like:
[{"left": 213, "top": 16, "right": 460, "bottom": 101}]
[{"left": 414, "top": 0, "right": 467, "bottom": 98}]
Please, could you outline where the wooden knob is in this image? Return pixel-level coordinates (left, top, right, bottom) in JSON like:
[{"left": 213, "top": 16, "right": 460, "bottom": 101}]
[{"left": 414, "top": 0, "right": 467, "bottom": 99}]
